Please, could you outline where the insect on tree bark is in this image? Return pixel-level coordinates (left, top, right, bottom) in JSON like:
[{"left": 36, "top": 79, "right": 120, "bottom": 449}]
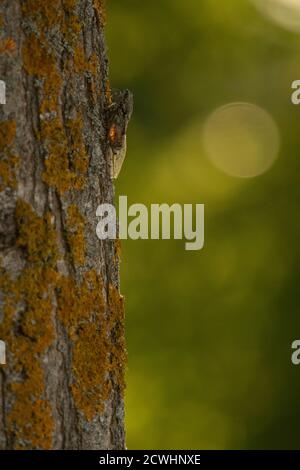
[{"left": 0, "top": 0, "right": 131, "bottom": 450}]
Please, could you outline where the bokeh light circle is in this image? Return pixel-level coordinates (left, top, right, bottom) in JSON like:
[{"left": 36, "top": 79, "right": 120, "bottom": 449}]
[
  {"left": 202, "top": 102, "right": 280, "bottom": 178},
  {"left": 251, "top": 0, "right": 300, "bottom": 33}
]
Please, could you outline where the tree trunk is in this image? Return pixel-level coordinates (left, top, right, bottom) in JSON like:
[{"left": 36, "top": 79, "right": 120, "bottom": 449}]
[{"left": 0, "top": 0, "right": 127, "bottom": 449}]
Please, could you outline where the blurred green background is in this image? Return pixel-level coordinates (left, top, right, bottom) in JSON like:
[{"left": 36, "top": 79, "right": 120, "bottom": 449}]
[{"left": 106, "top": 0, "right": 300, "bottom": 449}]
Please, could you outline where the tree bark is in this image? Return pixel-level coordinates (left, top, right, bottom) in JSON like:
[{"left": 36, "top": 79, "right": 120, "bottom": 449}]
[{"left": 0, "top": 0, "right": 127, "bottom": 449}]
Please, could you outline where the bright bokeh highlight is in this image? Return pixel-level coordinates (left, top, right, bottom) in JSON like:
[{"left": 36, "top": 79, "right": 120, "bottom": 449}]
[{"left": 203, "top": 103, "right": 280, "bottom": 178}]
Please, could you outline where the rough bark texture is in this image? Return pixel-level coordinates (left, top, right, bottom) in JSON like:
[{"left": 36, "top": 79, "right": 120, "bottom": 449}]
[{"left": 0, "top": 0, "right": 126, "bottom": 449}]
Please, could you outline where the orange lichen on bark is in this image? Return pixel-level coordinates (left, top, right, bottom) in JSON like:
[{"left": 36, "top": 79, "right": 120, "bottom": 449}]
[
  {"left": 40, "top": 118, "right": 78, "bottom": 194},
  {"left": 0, "top": 201, "right": 59, "bottom": 448},
  {"left": 0, "top": 154, "right": 19, "bottom": 190},
  {"left": 22, "top": 29, "right": 87, "bottom": 194},
  {"left": 22, "top": 36, "right": 89, "bottom": 194},
  {"left": 56, "top": 270, "right": 127, "bottom": 421},
  {"left": 0, "top": 37, "right": 16, "bottom": 55},
  {"left": 0, "top": 120, "right": 19, "bottom": 190},
  {"left": 22, "top": 35, "right": 57, "bottom": 78},
  {"left": 73, "top": 44, "right": 99, "bottom": 76},
  {"left": 57, "top": 270, "right": 112, "bottom": 420},
  {"left": 22, "top": 35, "right": 62, "bottom": 115},
  {"left": 88, "top": 52, "right": 98, "bottom": 77},
  {"left": 73, "top": 44, "right": 87, "bottom": 74},
  {"left": 15, "top": 200, "right": 58, "bottom": 264},
  {"left": 61, "top": 0, "right": 82, "bottom": 45},
  {"left": 0, "top": 199, "right": 127, "bottom": 437},
  {"left": 0, "top": 265, "right": 56, "bottom": 448},
  {"left": 21, "top": 0, "right": 81, "bottom": 45},
  {"left": 63, "top": 0, "right": 77, "bottom": 10},
  {"left": 4, "top": 265, "right": 56, "bottom": 448},
  {"left": 21, "top": 0, "right": 101, "bottom": 195},
  {"left": 93, "top": 0, "right": 107, "bottom": 25},
  {"left": 40, "top": 116, "right": 89, "bottom": 194},
  {"left": 21, "top": 0, "right": 62, "bottom": 29},
  {"left": 0, "top": 120, "right": 16, "bottom": 149},
  {"left": 71, "top": 320, "right": 111, "bottom": 420}
]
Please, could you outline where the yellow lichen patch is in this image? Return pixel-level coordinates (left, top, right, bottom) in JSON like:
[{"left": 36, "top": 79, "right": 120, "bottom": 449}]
[
  {"left": 66, "top": 204, "right": 86, "bottom": 266},
  {"left": 21, "top": 0, "right": 81, "bottom": 48},
  {"left": 73, "top": 45, "right": 99, "bottom": 76},
  {"left": 1, "top": 206, "right": 126, "bottom": 433},
  {"left": 93, "top": 0, "right": 107, "bottom": 25},
  {"left": 0, "top": 201, "right": 60, "bottom": 449},
  {"left": 0, "top": 271, "right": 19, "bottom": 339},
  {"left": 57, "top": 270, "right": 105, "bottom": 336},
  {"left": 8, "top": 397, "right": 53, "bottom": 450},
  {"left": 71, "top": 321, "right": 111, "bottom": 420},
  {"left": 0, "top": 154, "right": 19, "bottom": 190},
  {"left": 40, "top": 117, "right": 87, "bottom": 194},
  {"left": 61, "top": 0, "right": 82, "bottom": 45},
  {"left": 88, "top": 52, "right": 98, "bottom": 77},
  {"left": 21, "top": 1, "right": 97, "bottom": 195},
  {"left": 0, "top": 267, "right": 56, "bottom": 449},
  {"left": 22, "top": 35, "right": 56, "bottom": 79},
  {"left": 40, "top": 68, "right": 63, "bottom": 115},
  {"left": 21, "top": 0, "right": 62, "bottom": 30},
  {"left": 22, "top": 35, "right": 62, "bottom": 115},
  {"left": 40, "top": 118, "right": 75, "bottom": 194},
  {"left": 0, "top": 121, "right": 19, "bottom": 190},
  {"left": 15, "top": 200, "right": 58, "bottom": 264},
  {"left": 57, "top": 270, "right": 112, "bottom": 420},
  {"left": 63, "top": 0, "right": 77, "bottom": 10},
  {"left": 22, "top": 34, "right": 85, "bottom": 194},
  {"left": 73, "top": 44, "right": 86, "bottom": 74},
  {"left": 0, "top": 120, "right": 16, "bottom": 149}
]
